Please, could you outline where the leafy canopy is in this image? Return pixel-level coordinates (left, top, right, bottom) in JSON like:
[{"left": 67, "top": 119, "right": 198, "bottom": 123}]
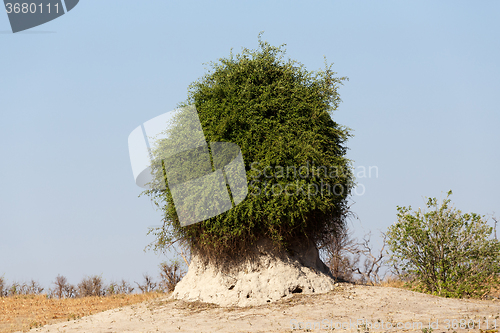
[
  {"left": 387, "top": 191, "right": 500, "bottom": 298},
  {"left": 145, "top": 35, "right": 354, "bottom": 258}
]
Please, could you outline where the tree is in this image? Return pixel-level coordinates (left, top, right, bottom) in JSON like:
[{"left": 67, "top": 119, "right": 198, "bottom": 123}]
[
  {"left": 144, "top": 34, "right": 354, "bottom": 261},
  {"left": 158, "top": 260, "right": 185, "bottom": 292},
  {"left": 320, "top": 225, "right": 389, "bottom": 285},
  {"left": 320, "top": 224, "right": 358, "bottom": 282},
  {"left": 386, "top": 191, "right": 500, "bottom": 298}
]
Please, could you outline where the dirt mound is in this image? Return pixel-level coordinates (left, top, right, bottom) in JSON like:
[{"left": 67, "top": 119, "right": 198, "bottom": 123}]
[
  {"left": 171, "top": 239, "right": 337, "bottom": 306},
  {"left": 21, "top": 283, "right": 500, "bottom": 333}
]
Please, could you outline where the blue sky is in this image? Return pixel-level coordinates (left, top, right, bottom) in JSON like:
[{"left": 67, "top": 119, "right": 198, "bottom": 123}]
[{"left": 1, "top": 1, "right": 499, "bottom": 289}]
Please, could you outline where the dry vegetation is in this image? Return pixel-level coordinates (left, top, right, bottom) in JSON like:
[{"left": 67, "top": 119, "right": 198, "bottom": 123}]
[
  {"left": 0, "top": 292, "right": 165, "bottom": 333},
  {"left": 0, "top": 260, "right": 185, "bottom": 333},
  {"left": 1, "top": 215, "right": 499, "bottom": 333}
]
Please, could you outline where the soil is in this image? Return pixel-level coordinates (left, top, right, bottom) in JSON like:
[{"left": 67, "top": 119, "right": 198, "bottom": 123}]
[
  {"left": 22, "top": 283, "right": 500, "bottom": 333},
  {"left": 172, "top": 239, "right": 336, "bottom": 307}
]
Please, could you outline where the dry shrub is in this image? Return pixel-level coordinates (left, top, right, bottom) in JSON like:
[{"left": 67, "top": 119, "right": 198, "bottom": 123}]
[
  {"left": 0, "top": 277, "right": 6, "bottom": 297},
  {"left": 158, "top": 261, "right": 185, "bottom": 292},
  {"left": 7, "top": 283, "right": 20, "bottom": 296},
  {"left": 106, "top": 279, "right": 134, "bottom": 295},
  {"left": 52, "top": 275, "right": 76, "bottom": 299},
  {"left": 22, "top": 280, "right": 44, "bottom": 295},
  {"left": 77, "top": 275, "right": 105, "bottom": 297},
  {"left": 135, "top": 274, "right": 157, "bottom": 293},
  {"left": 4, "top": 280, "right": 44, "bottom": 296},
  {"left": 320, "top": 225, "right": 389, "bottom": 285},
  {"left": 319, "top": 226, "right": 358, "bottom": 282}
]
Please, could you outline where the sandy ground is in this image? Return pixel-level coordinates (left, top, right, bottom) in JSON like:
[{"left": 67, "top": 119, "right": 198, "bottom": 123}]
[{"left": 23, "top": 283, "right": 500, "bottom": 333}]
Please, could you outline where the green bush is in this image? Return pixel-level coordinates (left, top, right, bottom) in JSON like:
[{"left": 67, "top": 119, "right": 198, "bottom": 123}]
[
  {"left": 145, "top": 35, "right": 354, "bottom": 259},
  {"left": 386, "top": 191, "right": 500, "bottom": 298}
]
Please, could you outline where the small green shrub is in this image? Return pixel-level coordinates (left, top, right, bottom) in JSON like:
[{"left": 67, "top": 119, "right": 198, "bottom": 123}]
[{"left": 386, "top": 191, "right": 500, "bottom": 298}]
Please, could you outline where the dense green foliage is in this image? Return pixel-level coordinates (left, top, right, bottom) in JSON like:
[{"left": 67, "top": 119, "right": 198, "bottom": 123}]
[
  {"left": 145, "top": 36, "right": 354, "bottom": 258},
  {"left": 386, "top": 191, "right": 500, "bottom": 298}
]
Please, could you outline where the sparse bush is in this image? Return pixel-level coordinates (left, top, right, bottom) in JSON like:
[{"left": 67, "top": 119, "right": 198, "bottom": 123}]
[
  {"left": 320, "top": 224, "right": 388, "bottom": 285},
  {"left": 135, "top": 274, "right": 157, "bottom": 293},
  {"left": 24, "top": 280, "right": 44, "bottom": 295},
  {"left": 54, "top": 275, "right": 68, "bottom": 298},
  {"left": 8, "top": 281, "right": 21, "bottom": 296},
  {"left": 320, "top": 226, "right": 357, "bottom": 282},
  {"left": 0, "top": 278, "right": 44, "bottom": 296},
  {"left": 350, "top": 232, "right": 388, "bottom": 286},
  {"left": 386, "top": 191, "right": 500, "bottom": 298},
  {"left": 65, "top": 284, "right": 77, "bottom": 298},
  {"left": 77, "top": 275, "right": 105, "bottom": 297},
  {"left": 106, "top": 282, "right": 117, "bottom": 295},
  {"left": 52, "top": 275, "right": 76, "bottom": 298},
  {"left": 158, "top": 260, "right": 185, "bottom": 292},
  {"left": 118, "top": 279, "right": 135, "bottom": 294},
  {"left": 0, "top": 276, "right": 6, "bottom": 297},
  {"left": 107, "top": 279, "right": 134, "bottom": 295}
]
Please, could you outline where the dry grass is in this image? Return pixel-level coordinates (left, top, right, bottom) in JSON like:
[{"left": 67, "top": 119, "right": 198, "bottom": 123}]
[
  {"left": 0, "top": 292, "right": 166, "bottom": 333},
  {"left": 377, "top": 276, "right": 409, "bottom": 289}
]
